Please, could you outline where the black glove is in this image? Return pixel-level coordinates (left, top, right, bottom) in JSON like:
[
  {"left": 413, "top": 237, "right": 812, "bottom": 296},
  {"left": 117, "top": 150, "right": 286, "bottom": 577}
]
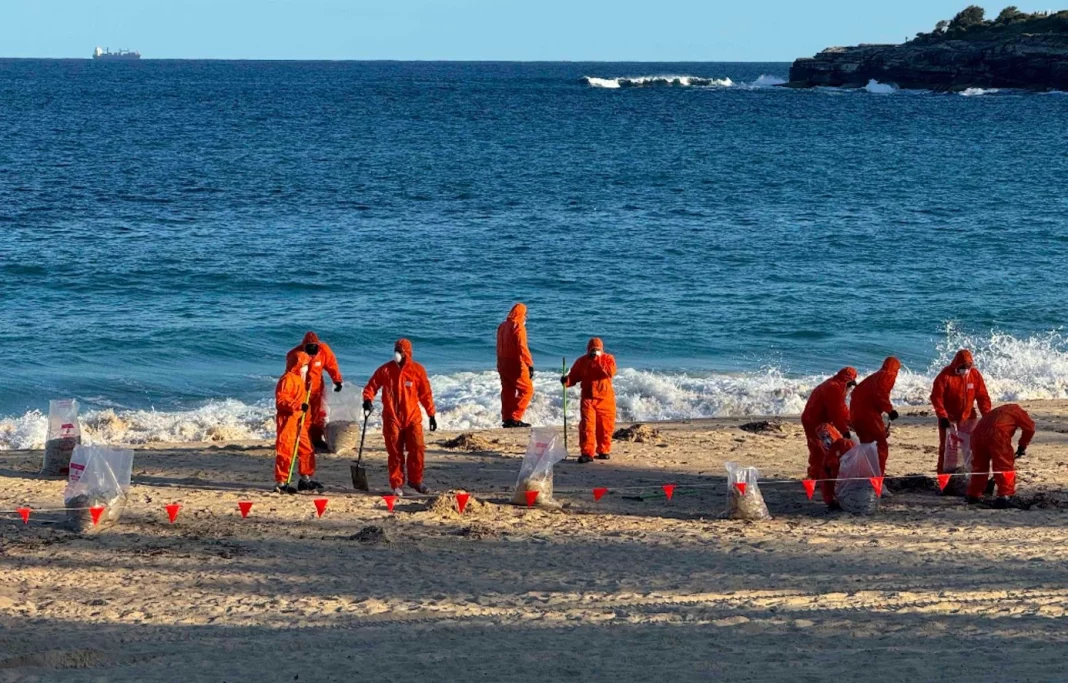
[
  {"left": 362, "top": 399, "right": 373, "bottom": 413},
  {"left": 939, "top": 417, "right": 951, "bottom": 430},
  {"left": 1015, "top": 446, "right": 1027, "bottom": 459},
  {"left": 334, "top": 381, "right": 343, "bottom": 393},
  {"left": 887, "top": 410, "right": 899, "bottom": 421},
  {"left": 528, "top": 366, "right": 534, "bottom": 379},
  {"left": 560, "top": 375, "right": 568, "bottom": 385},
  {"left": 300, "top": 403, "right": 309, "bottom": 412},
  {"left": 429, "top": 415, "right": 438, "bottom": 432}
]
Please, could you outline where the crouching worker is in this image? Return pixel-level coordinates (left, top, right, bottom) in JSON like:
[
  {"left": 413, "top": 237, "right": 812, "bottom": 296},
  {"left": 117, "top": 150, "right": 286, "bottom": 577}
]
[
  {"left": 967, "top": 404, "right": 1034, "bottom": 509},
  {"left": 274, "top": 351, "right": 323, "bottom": 494},
  {"left": 561, "top": 337, "right": 616, "bottom": 464},
  {"left": 362, "top": 339, "right": 437, "bottom": 497},
  {"left": 812, "top": 423, "right": 855, "bottom": 511}
]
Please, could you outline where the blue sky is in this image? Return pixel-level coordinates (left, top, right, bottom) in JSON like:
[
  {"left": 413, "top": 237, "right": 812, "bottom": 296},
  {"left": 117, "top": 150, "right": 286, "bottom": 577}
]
[{"left": 0, "top": 1, "right": 1050, "bottom": 60}]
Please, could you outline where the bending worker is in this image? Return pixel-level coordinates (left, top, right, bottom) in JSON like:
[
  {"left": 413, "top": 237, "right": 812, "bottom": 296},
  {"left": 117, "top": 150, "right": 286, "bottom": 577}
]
[
  {"left": 274, "top": 351, "right": 322, "bottom": 494},
  {"left": 801, "top": 367, "right": 857, "bottom": 487},
  {"left": 561, "top": 338, "right": 617, "bottom": 464},
  {"left": 287, "top": 331, "right": 343, "bottom": 453},
  {"left": 931, "top": 349, "right": 991, "bottom": 474},
  {"left": 362, "top": 339, "right": 437, "bottom": 497},
  {"left": 850, "top": 357, "right": 901, "bottom": 475},
  {"left": 497, "top": 303, "right": 534, "bottom": 428},
  {"left": 967, "top": 403, "right": 1034, "bottom": 508},
  {"left": 813, "top": 422, "right": 855, "bottom": 511}
]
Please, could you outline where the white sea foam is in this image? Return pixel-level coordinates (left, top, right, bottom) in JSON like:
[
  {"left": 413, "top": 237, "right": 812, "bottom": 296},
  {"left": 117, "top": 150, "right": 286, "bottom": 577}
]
[
  {"left": 864, "top": 79, "right": 896, "bottom": 94},
  {"left": 4, "top": 328, "right": 1067, "bottom": 450},
  {"left": 750, "top": 74, "right": 787, "bottom": 87},
  {"left": 960, "top": 87, "right": 1000, "bottom": 96},
  {"left": 584, "top": 75, "right": 733, "bottom": 88}
]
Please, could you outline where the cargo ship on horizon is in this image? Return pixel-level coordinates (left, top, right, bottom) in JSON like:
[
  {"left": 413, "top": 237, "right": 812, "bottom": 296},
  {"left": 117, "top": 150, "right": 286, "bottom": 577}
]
[{"left": 93, "top": 46, "right": 140, "bottom": 61}]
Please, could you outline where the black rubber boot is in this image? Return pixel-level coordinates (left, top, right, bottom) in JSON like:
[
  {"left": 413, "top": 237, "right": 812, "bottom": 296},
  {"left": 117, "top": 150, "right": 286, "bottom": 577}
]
[
  {"left": 274, "top": 483, "right": 297, "bottom": 495},
  {"left": 595, "top": 453, "right": 611, "bottom": 460},
  {"left": 965, "top": 495, "right": 982, "bottom": 505},
  {"left": 297, "top": 478, "right": 324, "bottom": 492},
  {"left": 577, "top": 454, "right": 593, "bottom": 464}
]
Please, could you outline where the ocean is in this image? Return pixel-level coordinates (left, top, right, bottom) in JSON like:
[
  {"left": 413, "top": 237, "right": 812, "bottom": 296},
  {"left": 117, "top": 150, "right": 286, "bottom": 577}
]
[{"left": 2, "top": 59, "right": 1067, "bottom": 448}]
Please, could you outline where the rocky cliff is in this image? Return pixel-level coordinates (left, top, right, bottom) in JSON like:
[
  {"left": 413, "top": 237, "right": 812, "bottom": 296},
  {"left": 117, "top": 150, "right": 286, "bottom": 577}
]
[{"left": 788, "top": 33, "right": 1068, "bottom": 90}]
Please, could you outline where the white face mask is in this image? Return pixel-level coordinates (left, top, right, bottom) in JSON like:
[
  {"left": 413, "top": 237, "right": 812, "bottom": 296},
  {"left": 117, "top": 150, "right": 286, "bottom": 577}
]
[
  {"left": 394, "top": 352, "right": 403, "bottom": 364},
  {"left": 593, "top": 349, "right": 603, "bottom": 357},
  {"left": 957, "top": 367, "right": 970, "bottom": 376},
  {"left": 300, "top": 365, "right": 309, "bottom": 379}
]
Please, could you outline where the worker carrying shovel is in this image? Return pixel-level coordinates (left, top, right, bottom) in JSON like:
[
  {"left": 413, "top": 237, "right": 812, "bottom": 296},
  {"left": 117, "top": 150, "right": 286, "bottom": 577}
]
[{"left": 362, "top": 339, "right": 437, "bottom": 498}]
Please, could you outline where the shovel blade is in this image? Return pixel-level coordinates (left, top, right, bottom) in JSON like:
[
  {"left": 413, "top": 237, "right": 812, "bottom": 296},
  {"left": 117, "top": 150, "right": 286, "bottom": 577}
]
[{"left": 350, "top": 463, "right": 370, "bottom": 491}]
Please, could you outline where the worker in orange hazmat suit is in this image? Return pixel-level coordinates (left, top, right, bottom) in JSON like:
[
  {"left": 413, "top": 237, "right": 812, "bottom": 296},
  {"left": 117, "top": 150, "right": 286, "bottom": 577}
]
[
  {"left": 931, "top": 349, "right": 991, "bottom": 474},
  {"left": 802, "top": 367, "right": 857, "bottom": 491},
  {"left": 274, "top": 351, "right": 321, "bottom": 494},
  {"left": 813, "top": 423, "right": 854, "bottom": 510},
  {"left": 561, "top": 338, "right": 616, "bottom": 464},
  {"left": 362, "top": 339, "right": 437, "bottom": 497},
  {"left": 850, "top": 357, "right": 901, "bottom": 475},
  {"left": 967, "top": 403, "right": 1034, "bottom": 508},
  {"left": 287, "top": 331, "right": 343, "bottom": 452},
  {"left": 497, "top": 303, "right": 535, "bottom": 428}
]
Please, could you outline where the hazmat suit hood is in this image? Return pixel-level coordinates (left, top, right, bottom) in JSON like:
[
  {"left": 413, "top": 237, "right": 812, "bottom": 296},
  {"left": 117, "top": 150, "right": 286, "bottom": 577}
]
[
  {"left": 815, "top": 422, "right": 843, "bottom": 449},
  {"left": 395, "top": 338, "right": 414, "bottom": 359},
  {"left": 950, "top": 349, "right": 974, "bottom": 370},
  {"left": 882, "top": 357, "right": 901, "bottom": 380},
  {"left": 286, "top": 350, "right": 311, "bottom": 375},
  {"left": 834, "top": 367, "right": 858, "bottom": 385},
  {"left": 506, "top": 303, "right": 526, "bottom": 323},
  {"left": 302, "top": 331, "right": 321, "bottom": 345},
  {"left": 587, "top": 337, "right": 605, "bottom": 353}
]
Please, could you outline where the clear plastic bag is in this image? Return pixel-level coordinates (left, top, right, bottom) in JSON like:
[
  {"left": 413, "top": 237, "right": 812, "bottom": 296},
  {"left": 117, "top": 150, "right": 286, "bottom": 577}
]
[
  {"left": 41, "top": 399, "right": 82, "bottom": 476},
  {"left": 324, "top": 385, "right": 365, "bottom": 453},
  {"left": 724, "top": 462, "right": 771, "bottom": 520},
  {"left": 511, "top": 428, "right": 567, "bottom": 509},
  {"left": 64, "top": 446, "right": 134, "bottom": 532},
  {"left": 942, "top": 418, "right": 977, "bottom": 497},
  {"left": 835, "top": 442, "right": 881, "bottom": 515}
]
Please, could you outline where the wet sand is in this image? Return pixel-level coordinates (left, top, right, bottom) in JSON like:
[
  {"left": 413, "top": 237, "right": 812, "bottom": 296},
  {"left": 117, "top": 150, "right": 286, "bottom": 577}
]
[{"left": 2, "top": 402, "right": 1067, "bottom": 681}]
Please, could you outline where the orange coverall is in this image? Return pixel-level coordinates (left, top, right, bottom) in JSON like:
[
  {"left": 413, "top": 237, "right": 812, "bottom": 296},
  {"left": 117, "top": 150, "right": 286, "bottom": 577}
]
[
  {"left": 363, "top": 339, "right": 436, "bottom": 489},
  {"left": 275, "top": 351, "right": 314, "bottom": 483},
  {"left": 497, "top": 303, "right": 535, "bottom": 423},
  {"left": 286, "top": 331, "right": 343, "bottom": 444},
  {"left": 967, "top": 404, "right": 1034, "bottom": 498},
  {"left": 564, "top": 338, "right": 617, "bottom": 458},
  {"left": 812, "top": 423, "right": 854, "bottom": 506},
  {"left": 850, "top": 357, "right": 900, "bottom": 475},
  {"left": 802, "top": 367, "right": 857, "bottom": 483},
  {"left": 931, "top": 349, "right": 991, "bottom": 473}
]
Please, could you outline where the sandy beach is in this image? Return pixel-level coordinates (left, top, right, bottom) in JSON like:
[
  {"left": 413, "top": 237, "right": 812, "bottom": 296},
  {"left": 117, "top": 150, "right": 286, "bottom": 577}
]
[{"left": 2, "top": 401, "right": 1067, "bottom": 681}]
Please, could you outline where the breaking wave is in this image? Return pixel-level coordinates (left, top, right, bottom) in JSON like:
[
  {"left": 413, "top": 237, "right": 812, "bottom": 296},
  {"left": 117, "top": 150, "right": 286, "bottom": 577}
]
[
  {"left": 750, "top": 74, "right": 787, "bottom": 87},
  {"left": 960, "top": 87, "right": 1000, "bottom": 96},
  {"left": 3, "top": 328, "right": 1068, "bottom": 450},
  {"left": 864, "top": 79, "right": 896, "bottom": 94},
  {"left": 584, "top": 75, "right": 734, "bottom": 88}
]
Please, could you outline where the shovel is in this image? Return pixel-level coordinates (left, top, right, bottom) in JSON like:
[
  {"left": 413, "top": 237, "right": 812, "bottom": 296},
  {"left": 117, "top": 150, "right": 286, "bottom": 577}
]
[{"left": 350, "top": 410, "right": 371, "bottom": 491}]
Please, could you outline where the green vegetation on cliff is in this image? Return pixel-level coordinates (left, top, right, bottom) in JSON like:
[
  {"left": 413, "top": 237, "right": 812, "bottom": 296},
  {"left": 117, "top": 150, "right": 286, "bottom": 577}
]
[{"left": 914, "top": 5, "right": 1068, "bottom": 44}]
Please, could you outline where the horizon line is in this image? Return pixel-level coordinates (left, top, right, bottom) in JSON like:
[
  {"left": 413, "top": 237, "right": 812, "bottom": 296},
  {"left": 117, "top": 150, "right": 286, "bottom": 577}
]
[{"left": 0, "top": 57, "right": 796, "bottom": 64}]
